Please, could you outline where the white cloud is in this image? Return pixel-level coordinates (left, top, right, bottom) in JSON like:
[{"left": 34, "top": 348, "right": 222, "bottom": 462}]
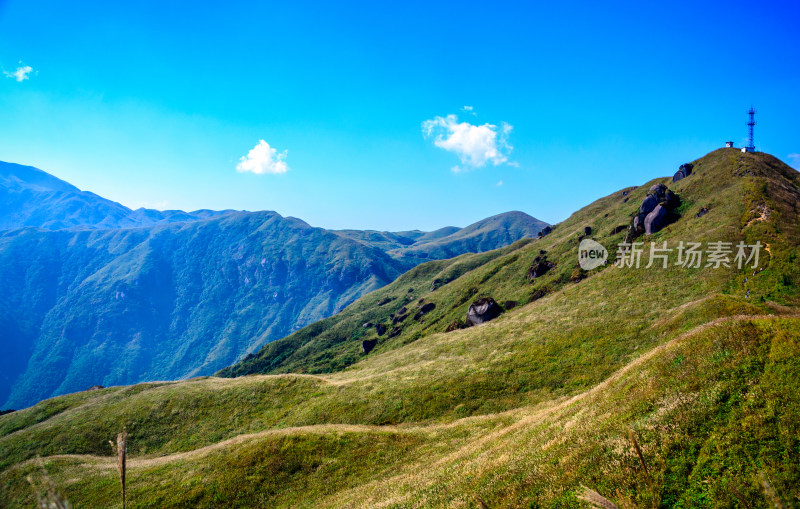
[
  {"left": 4, "top": 64, "right": 33, "bottom": 82},
  {"left": 236, "top": 140, "right": 289, "bottom": 175},
  {"left": 422, "top": 114, "right": 513, "bottom": 171},
  {"left": 461, "top": 105, "right": 477, "bottom": 116},
  {"left": 496, "top": 180, "right": 503, "bottom": 186},
  {"left": 788, "top": 153, "right": 800, "bottom": 169}
]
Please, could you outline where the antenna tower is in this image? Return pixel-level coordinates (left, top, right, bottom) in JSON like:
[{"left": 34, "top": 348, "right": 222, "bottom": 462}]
[{"left": 746, "top": 106, "right": 756, "bottom": 152}]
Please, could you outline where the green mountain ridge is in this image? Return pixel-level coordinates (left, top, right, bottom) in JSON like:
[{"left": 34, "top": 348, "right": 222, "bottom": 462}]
[
  {"left": 1, "top": 148, "right": 798, "bottom": 508},
  {"left": 0, "top": 163, "right": 547, "bottom": 410},
  {"left": 0, "top": 161, "right": 237, "bottom": 230},
  {"left": 221, "top": 149, "right": 800, "bottom": 380}
]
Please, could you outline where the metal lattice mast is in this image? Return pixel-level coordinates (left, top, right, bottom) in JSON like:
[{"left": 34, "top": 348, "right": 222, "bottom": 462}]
[{"left": 746, "top": 106, "right": 756, "bottom": 151}]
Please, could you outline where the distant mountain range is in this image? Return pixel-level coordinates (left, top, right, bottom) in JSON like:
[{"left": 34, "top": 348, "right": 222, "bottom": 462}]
[
  {"left": 0, "top": 161, "right": 235, "bottom": 230},
  {"left": 0, "top": 160, "right": 547, "bottom": 409},
  {"left": 4, "top": 150, "right": 798, "bottom": 508}
]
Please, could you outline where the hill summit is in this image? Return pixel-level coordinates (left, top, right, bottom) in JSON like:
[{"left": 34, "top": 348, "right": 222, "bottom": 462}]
[{"left": 1, "top": 149, "right": 799, "bottom": 508}]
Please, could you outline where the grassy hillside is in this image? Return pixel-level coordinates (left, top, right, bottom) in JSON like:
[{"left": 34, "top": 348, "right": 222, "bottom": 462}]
[
  {"left": 1, "top": 171, "right": 545, "bottom": 410},
  {"left": 1, "top": 149, "right": 799, "bottom": 508},
  {"left": 0, "top": 211, "right": 415, "bottom": 410},
  {"left": 221, "top": 148, "right": 800, "bottom": 378}
]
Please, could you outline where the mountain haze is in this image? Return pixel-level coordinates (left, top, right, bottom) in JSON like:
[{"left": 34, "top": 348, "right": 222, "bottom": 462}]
[
  {"left": 334, "top": 211, "right": 548, "bottom": 263},
  {"left": 0, "top": 161, "right": 235, "bottom": 230},
  {"left": 0, "top": 162, "right": 547, "bottom": 409}
]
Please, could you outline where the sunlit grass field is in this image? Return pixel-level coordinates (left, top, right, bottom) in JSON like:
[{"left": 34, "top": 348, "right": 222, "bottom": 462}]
[{"left": 2, "top": 149, "right": 799, "bottom": 507}]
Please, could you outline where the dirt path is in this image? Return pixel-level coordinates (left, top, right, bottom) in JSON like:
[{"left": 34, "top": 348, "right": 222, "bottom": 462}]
[{"left": 14, "top": 313, "right": 794, "bottom": 478}]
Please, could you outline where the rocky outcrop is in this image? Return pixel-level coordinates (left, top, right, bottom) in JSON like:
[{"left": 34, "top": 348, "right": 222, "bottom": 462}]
[
  {"left": 528, "top": 255, "right": 555, "bottom": 281},
  {"left": 643, "top": 204, "right": 668, "bottom": 234},
  {"left": 362, "top": 339, "right": 377, "bottom": 354},
  {"left": 466, "top": 297, "right": 504, "bottom": 326},
  {"left": 445, "top": 320, "right": 466, "bottom": 332},
  {"left": 570, "top": 266, "right": 587, "bottom": 283},
  {"left": 503, "top": 300, "right": 518, "bottom": 310},
  {"left": 625, "top": 183, "right": 681, "bottom": 241},
  {"left": 537, "top": 225, "right": 552, "bottom": 238},
  {"left": 387, "top": 327, "right": 402, "bottom": 338},
  {"left": 414, "top": 302, "right": 436, "bottom": 320},
  {"left": 672, "top": 163, "right": 694, "bottom": 182},
  {"left": 392, "top": 313, "right": 408, "bottom": 324},
  {"left": 375, "top": 323, "right": 386, "bottom": 336},
  {"left": 696, "top": 207, "right": 709, "bottom": 218}
]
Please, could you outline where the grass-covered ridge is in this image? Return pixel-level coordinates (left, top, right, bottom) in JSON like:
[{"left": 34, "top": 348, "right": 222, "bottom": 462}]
[
  {"left": 1, "top": 149, "right": 799, "bottom": 507},
  {"left": 221, "top": 148, "right": 800, "bottom": 378},
  {"left": 0, "top": 193, "right": 545, "bottom": 410}
]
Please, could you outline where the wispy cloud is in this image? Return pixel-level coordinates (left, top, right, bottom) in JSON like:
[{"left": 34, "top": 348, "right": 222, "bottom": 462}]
[
  {"left": 3, "top": 63, "right": 34, "bottom": 82},
  {"left": 422, "top": 113, "right": 513, "bottom": 172},
  {"left": 460, "top": 105, "right": 477, "bottom": 116},
  {"left": 788, "top": 153, "right": 800, "bottom": 169},
  {"left": 496, "top": 180, "right": 503, "bottom": 186},
  {"left": 236, "top": 140, "right": 289, "bottom": 175}
]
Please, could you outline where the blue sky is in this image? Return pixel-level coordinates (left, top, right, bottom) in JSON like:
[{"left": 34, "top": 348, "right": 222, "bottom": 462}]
[{"left": 1, "top": 0, "right": 798, "bottom": 231}]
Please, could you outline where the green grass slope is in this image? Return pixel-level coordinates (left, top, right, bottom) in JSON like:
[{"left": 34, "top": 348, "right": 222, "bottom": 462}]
[
  {"left": 221, "top": 148, "right": 800, "bottom": 378},
  {"left": 1, "top": 207, "right": 544, "bottom": 411},
  {"left": 1, "top": 149, "right": 799, "bottom": 508}
]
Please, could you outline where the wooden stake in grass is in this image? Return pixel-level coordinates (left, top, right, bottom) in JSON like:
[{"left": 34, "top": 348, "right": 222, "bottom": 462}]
[
  {"left": 474, "top": 493, "right": 490, "bottom": 508},
  {"left": 627, "top": 428, "right": 651, "bottom": 486},
  {"left": 110, "top": 428, "right": 128, "bottom": 509}
]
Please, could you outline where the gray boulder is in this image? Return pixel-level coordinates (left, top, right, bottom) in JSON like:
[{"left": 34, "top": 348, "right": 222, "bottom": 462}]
[
  {"left": 362, "top": 339, "right": 377, "bottom": 354},
  {"left": 466, "top": 297, "right": 504, "bottom": 326},
  {"left": 640, "top": 194, "right": 659, "bottom": 215},
  {"left": 537, "top": 225, "right": 553, "bottom": 238},
  {"left": 673, "top": 163, "right": 694, "bottom": 182},
  {"left": 626, "top": 182, "right": 681, "bottom": 241},
  {"left": 643, "top": 204, "right": 668, "bottom": 234},
  {"left": 414, "top": 302, "right": 436, "bottom": 320},
  {"left": 528, "top": 255, "right": 555, "bottom": 281}
]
